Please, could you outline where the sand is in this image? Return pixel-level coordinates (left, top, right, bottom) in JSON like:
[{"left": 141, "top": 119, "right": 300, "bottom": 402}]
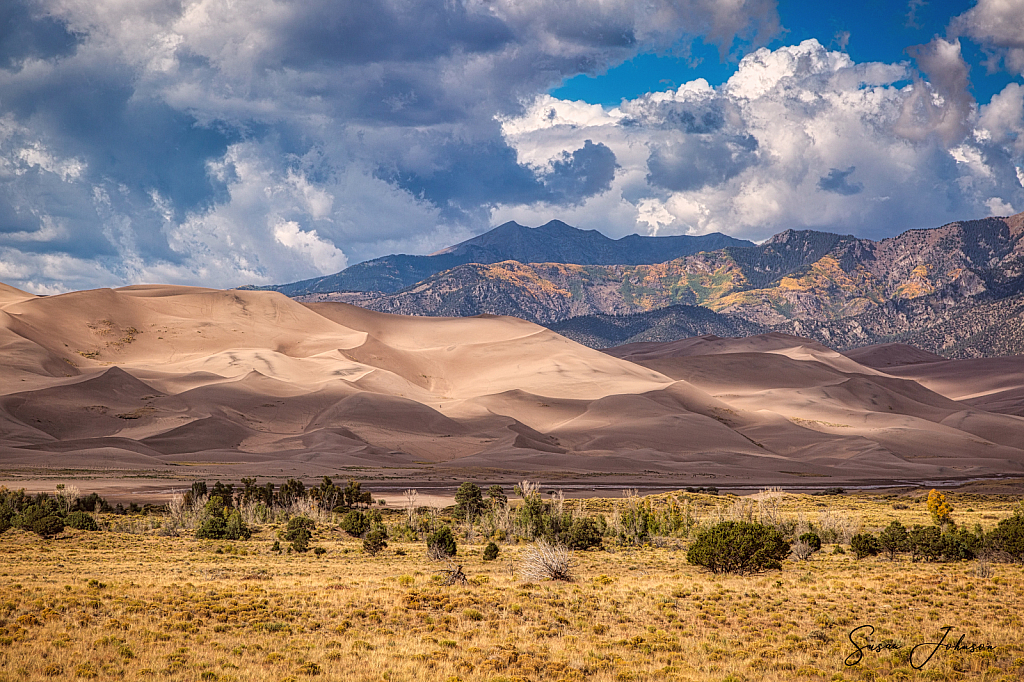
[{"left": 2, "top": 284, "right": 1023, "bottom": 498}]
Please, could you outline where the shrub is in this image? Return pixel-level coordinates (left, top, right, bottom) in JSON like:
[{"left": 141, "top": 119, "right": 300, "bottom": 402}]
[
  {"left": 313, "top": 546, "right": 327, "bottom": 557},
  {"left": 987, "top": 514, "right": 1024, "bottom": 562},
  {"left": 363, "top": 528, "right": 388, "bottom": 556},
  {"left": 426, "top": 525, "right": 457, "bottom": 559},
  {"left": 76, "top": 492, "right": 109, "bottom": 513},
  {"left": 878, "top": 521, "right": 909, "bottom": 560},
  {"left": 284, "top": 515, "right": 315, "bottom": 552},
  {"left": 618, "top": 495, "right": 656, "bottom": 546},
  {"left": 195, "top": 496, "right": 230, "bottom": 539},
  {"left": 455, "top": 482, "right": 484, "bottom": 519},
  {"left": 13, "top": 504, "right": 53, "bottom": 531},
  {"left": 65, "top": 511, "right": 99, "bottom": 532},
  {"left": 909, "top": 525, "right": 943, "bottom": 561},
  {"left": 290, "top": 528, "right": 311, "bottom": 553},
  {"left": 284, "top": 516, "right": 315, "bottom": 540},
  {"left": 686, "top": 521, "right": 790, "bottom": 574},
  {"left": 225, "top": 510, "right": 252, "bottom": 540},
  {"left": 482, "top": 542, "right": 500, "bottom": 561},
  {"left": 32, "top": 515, "right": 65, "bottom": 538},
  {"left": 565, "top": 517, "right": 603, "bottom": 550},
  {"left": 487, "top": 485, "right": 507, "bottom": 509},
  {"left": 850, "top": 533, "right": 880, "bottom": 559},
  {"left": 195, "top": 514, "right": 227, "bottom": 539},
  {"left": 798, "top": 531, "right": 822, "bottom": 552},
  {"left": 942, "top": 526, "right": 979, "bottom": 561},
  {"left": 816, "top": 487, "right": 846, "bottom": 496},
  {"left": 522, "top": 540, "right": 574, "bottom": 582},
  {"left": 340, "top": 510, "right": 369, "bottom": 537}
]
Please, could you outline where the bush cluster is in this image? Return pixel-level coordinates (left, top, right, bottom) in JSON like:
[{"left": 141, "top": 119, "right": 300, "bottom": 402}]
[
  {"left": 0, "top": 488, "right": 105, "bottom": 538},
  {"left": 195, "top": 496, "right": 252, "bottom": 541},
  {"left": 849, "top": 518, "right": 1021, "bottom": 563}
]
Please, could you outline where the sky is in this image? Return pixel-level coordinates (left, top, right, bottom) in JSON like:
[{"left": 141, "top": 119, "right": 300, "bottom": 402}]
[{"left": 0, "top": 0, "right": 1023, "bottom": 293}]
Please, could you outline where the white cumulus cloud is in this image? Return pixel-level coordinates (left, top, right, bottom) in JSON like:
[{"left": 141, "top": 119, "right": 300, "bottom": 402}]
[{"left": 495, "top": 39, "right": 1024, "bottom": 241}]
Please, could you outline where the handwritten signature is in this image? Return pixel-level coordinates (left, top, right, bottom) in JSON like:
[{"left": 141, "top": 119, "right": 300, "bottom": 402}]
[{"left": 846, "top": 624, "right": 995, "bottom": 670}]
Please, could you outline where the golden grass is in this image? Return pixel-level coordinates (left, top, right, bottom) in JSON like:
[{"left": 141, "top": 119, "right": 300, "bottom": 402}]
[{"left": 0, "top": 492, "right": 1022, "bottom": 682}]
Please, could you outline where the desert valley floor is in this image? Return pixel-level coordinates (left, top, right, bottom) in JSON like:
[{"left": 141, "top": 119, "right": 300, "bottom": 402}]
[{"left": 2, "top": 282, "right": 1024, "bottom": 494}]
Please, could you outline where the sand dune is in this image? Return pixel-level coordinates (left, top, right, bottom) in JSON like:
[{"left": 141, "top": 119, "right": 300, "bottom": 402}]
[
  {"left": 841, "top": 343, "right": 945, "bottom": 368},
  {"left": 843, "top": 343, "right": 1024, "bottom": 417},
  {"left": 2, "top": 284, "right": 1023, "bottom": 486}
]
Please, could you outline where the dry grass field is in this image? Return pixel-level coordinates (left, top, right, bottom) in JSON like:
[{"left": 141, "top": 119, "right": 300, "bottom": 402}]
[{"left": 1, "top": 490, "right": 1022, "bottom": 682}]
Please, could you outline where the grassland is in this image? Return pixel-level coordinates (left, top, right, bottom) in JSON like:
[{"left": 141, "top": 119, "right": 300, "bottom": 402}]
[{"left": 1, "top": 491, "right": 1022, "bottom": 682}]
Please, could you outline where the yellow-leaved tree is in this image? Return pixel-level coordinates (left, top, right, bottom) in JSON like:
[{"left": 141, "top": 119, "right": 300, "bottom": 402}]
[{"left": 927, "top": 489, "right": 953, "bottom": 526}]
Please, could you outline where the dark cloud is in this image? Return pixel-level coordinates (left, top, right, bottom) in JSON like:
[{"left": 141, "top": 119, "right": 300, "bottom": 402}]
[
  {"left": 624, "top": 99, "right": 728, "bottom": 133},
  {"left": 817, "top": 167, "right": 864, "bottom": 195},
  {"left": 380, "top": 137, "right": 546, "bottom": 218},
  {"left": 4, "top": 59, "right": 236, "bottom": 215},
  {"left": 547, "top": 140, "right": 618, "bottom": 202},
  {"left": 273, "top": 0, "right": 513, "bottom": 68},
  {"left": 646, "top": 134, "right": 758, "bottom": 191},
  {"left": 0, "top": 0, "right": 80, "bottom": 70},
  {"left": 380, "top": 138, "right": 617, "bottom": 219},
  {"left": 898, "top": 38, "right": 974, "bottom": 146}
]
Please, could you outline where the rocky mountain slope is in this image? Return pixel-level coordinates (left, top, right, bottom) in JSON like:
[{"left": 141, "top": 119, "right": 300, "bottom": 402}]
[
  {"left": 255, "top": 220, "right": 752, "bottom": 295},
  {"left": 295, "top": 212, "right": 1024, "bottom": 356},
  {"left": 546, "top": 305, "right": 768, "bottom": 348}
]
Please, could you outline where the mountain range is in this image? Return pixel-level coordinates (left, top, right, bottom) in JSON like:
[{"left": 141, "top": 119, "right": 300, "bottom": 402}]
[
  {"left": 252, "top": 220, "right": 752, "bottom": 295},
  {"left": 280, "top": 212, "right": 1024, "bottom": 358}
]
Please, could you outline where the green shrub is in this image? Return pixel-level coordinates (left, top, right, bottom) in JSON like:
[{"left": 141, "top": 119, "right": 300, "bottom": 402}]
[
  {"left": 941, "top": 526, "right": 979, "bottom": 561},
  {"left": 313, "top": 546, "right": 327, "bottom": 557},
  {"left": 13, "top": 504, "right": 53, "bottom": 531},
  {"left": 565, "top": 517, "right": 603, "bottom": 550},
  {"left": 283, "top": 515, "right": 315, "bottom": 552},
  {"left": 798, "top": 532, "right": 822, "bottom": 552},
  {"left": 686, "top": 521, "right": 790, "bottom": 574},
  {"left": 290, "top": 528, "right": 311, "bottom": 553},
  {"left": 363, "top": 528, "right": 388, "bottom": 556},
  {"left": 65, "top": 511, "right": 99, "bottom": 532},
  {"left": 987, "top": 514, "right": 1024, "bottom": 562},
  {"left": 878, "top": 521, "right": 909, "bottom": 560},
  {"left": 32, "top": 515, "right": 65, "bottom": 538},
  {"left": 455, "top": 482, "right": 484, "bottom": 519},
  {"left": 909, "top": 525, "right": 943, "bottom": 561},
  {"left": 340, "top": 510, "right": 369, "bottom": 537},
  {"left": 482, "top": 542, "right": 499, "bottom": 561},
  {"left": 426, "top": 525, "right": 457, "bottom": 559},
  {"left": 196, "top": 496, "right": 229, "bottom": 539},
  {"left": 487, "top": 485, "right": 507, "bottom": 509},
  {"left": 225, "top": 510, "right": 252, "bottom": 540},
  {"left": 850, "top": 533, "right": 880, "bottom": 559},
  {"left": 284, "top": 516, "right": 315, "bottom": 541},
  {"left": 816, "top": 487, "right": 845, "bottom": 496}
]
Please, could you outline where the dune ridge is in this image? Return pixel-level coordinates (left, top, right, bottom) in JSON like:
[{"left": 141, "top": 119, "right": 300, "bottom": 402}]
[{"left": 2, "top": 284, "right": 1023, "bottom": 485}]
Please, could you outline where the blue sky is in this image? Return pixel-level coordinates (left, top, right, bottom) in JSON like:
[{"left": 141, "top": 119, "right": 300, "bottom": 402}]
[
  {"left": 0, "top": 0, "right": 1023, "bottom": 293},
  {"left": 554, "top": 1, "right": 1020, "bottom": 105}
]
